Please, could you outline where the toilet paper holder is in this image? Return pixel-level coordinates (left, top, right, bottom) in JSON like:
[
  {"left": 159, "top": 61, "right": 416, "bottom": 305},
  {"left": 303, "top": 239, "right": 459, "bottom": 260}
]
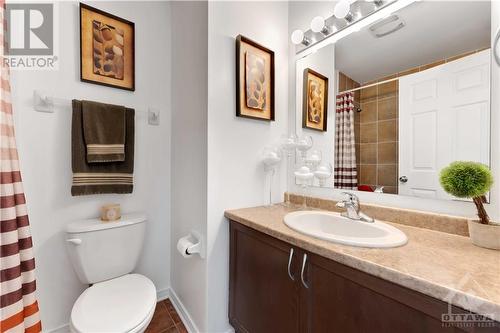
[{"left": 177, "top": 230, "right": 205, "bottom": 259}]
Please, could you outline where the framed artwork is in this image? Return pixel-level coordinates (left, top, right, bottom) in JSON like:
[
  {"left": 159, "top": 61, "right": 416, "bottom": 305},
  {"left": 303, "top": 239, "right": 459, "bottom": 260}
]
[
  {"left": 236, "top": 35, "right": 275, "bottom": 121},
  {"left": 303, "top": 68, "right": 328, "bottom": 131},
  {"left": 80, "top": 3, "right": 135, "bottom": 91}
]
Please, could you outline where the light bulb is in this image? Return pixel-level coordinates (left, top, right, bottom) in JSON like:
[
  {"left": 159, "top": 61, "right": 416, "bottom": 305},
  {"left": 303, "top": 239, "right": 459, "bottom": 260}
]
[
  {"left": 291, "top": 29, "right": 305, "bottom": 45},
  {"left": 334, "top": 0, "right": 351, "bottom": 19},
  {"left": 311, "top": 16, "right": 326, "bottom": 33}
]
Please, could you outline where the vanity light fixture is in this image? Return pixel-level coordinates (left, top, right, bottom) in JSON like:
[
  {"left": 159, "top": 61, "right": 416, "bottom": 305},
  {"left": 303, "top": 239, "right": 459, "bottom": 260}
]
[
  {"left": 334, "top": 0, "right": 354, "bottom": 22},
  {"left": 291, "top": 29, "right": 311, "bottom": 46},
  {"left": 310, "top": 16, "right": 330, "bottom": 35},
  {"left": 294, "top": 0, "right": 417, "bottom": 56}
]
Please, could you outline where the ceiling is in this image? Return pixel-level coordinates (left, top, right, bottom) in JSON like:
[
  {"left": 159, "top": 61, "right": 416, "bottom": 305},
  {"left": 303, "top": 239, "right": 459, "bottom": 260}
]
[{"left": 335, "top": 1, "right": 491, "bottom": 84}]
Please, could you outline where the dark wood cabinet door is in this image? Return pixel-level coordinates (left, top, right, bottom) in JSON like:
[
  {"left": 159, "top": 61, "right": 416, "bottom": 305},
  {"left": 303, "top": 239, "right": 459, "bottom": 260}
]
[
  {"left": 302, "top": 252, "right": 499, "bottom": 333},
  {"left": 229, "top": 221, "right": 301, "bottom": 333}
]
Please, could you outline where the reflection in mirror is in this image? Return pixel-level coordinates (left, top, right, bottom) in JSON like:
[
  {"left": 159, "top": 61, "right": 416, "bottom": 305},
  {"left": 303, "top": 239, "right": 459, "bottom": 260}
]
[
  {"left": 296, "top": 44, "right": 336, "bottom": 188},
  {"left": 295, "top": 1, "right": 491, "bottom": 201}
]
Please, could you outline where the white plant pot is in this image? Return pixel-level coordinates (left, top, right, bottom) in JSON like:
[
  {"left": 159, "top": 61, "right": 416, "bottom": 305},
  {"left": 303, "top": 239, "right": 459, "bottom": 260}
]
[{"left": 468, "top": 220, "right": 500, "bottom": 250}]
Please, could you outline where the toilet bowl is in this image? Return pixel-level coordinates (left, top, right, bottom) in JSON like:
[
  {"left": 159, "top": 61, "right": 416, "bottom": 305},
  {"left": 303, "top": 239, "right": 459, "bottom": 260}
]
[
  {"left": 66, "top": 214, "right": 156, "bottom": 333},
  {"left": 70, "top": 274, "right": 156, "bottom": 333}
]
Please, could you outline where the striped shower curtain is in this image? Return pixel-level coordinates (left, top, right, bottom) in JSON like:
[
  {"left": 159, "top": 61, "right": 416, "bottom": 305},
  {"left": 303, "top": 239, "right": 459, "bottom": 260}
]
[
  {"left": 1, "top": 1, "right": 42, "bottom": 331},
  {"left": 334, "top": 92, "right": 358, "bottom": 190}
]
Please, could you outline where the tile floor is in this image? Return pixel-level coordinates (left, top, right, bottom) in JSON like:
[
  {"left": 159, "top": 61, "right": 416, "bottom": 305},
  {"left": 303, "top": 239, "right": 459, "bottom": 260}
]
[{"left": 146, "top": 299, "right": 188, "bottom": 333}]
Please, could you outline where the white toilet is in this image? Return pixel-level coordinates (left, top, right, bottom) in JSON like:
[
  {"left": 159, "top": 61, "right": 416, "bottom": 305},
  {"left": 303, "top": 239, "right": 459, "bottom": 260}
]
[{"left": 66, "top": 213, "right": 157, "bottom": 333}]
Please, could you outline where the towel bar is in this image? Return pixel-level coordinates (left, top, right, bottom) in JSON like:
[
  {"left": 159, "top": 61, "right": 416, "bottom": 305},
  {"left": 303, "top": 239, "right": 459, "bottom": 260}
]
[{"left": 32, "top": 90, "right": 160, "bottom": 125}]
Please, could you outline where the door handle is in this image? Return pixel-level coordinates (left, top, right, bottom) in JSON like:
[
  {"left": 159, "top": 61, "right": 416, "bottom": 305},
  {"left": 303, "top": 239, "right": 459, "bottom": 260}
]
[
  {"left": 300, "top": 253, "right": 309, "bottom": 289},
  {"left": 399, "top": 176, "right": 408, "bottom": 183},
  {"left": 66, "top": 238, "right": 82, "bottom": 245},
  {"left": 287, "top": 248, "right": 295, "bottom": 281},
  {"left": 494, "top": 27, "right": 500, "bottom": 67}
]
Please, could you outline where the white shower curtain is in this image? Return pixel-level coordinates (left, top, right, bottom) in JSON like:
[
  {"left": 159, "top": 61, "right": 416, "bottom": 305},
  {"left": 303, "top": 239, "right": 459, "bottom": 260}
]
[{"left": 334, "top": 92, "right": 358, "bottom": 190}]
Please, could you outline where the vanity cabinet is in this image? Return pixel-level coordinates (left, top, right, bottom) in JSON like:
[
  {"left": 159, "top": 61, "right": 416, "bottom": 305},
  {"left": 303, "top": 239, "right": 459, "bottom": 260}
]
[
  {"left": 229, "top": 220, "right": 499, "bottom": 333},
  {"left": 228, "top": 219, "right": 301, "bottom": 333}
]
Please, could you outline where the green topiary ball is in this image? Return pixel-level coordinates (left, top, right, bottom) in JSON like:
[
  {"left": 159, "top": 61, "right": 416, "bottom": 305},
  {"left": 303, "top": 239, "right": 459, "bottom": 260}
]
[{"left": 439, "top": 161, "right": 493, "bottom": 198}]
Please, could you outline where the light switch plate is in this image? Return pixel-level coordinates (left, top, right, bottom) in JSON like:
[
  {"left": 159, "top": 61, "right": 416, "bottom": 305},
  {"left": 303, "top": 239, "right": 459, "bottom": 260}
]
[{"left": 148, "top": 108, "right": 160, "bottom": 125}]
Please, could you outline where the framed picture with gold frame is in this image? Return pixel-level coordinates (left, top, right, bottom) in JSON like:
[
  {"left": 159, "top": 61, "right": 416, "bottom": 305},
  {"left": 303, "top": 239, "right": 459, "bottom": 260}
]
[
  {"left": 236, "top": 35, "right": 275, "bottom": 121},
  {"left": 80, "top": 3, "right": 135, "bottom": 91},
  {"left": 302, "top": 68, "right": 328, "bottom": 132}
]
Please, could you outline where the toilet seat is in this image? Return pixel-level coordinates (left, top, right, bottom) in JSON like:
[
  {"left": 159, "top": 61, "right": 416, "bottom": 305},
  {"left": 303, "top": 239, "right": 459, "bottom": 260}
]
[{"left": 70, "top": 274, "right": 157, "bottom": 333}]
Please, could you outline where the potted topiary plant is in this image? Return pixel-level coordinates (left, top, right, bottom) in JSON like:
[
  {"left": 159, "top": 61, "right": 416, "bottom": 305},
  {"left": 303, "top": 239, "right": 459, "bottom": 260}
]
[{"left": 440, "top": 161, "right": 499, "bottom": 250}]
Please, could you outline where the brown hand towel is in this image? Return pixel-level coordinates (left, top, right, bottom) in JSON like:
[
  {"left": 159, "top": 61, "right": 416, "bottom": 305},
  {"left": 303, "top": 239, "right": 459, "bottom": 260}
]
[
  {"left": 72, "top": 100, "right": 134, "bottom": 196},
  {"left": 82, "top": 100, "right": 126, "bottom": 163}
]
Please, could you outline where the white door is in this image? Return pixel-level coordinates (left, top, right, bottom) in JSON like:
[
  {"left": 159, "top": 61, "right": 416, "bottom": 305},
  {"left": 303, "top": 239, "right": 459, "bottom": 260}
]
[{"left": 399, "top": 50, "right": 490, "bottom": 199}]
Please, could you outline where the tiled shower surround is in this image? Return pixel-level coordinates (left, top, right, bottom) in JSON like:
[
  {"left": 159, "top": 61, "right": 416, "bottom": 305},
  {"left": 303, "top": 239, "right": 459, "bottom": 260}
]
[
  {"left": 337, "top": 48, "right": 489, "bottom": 194},
  {"left": 338, "top": 72, "right": 399, "bottom": 194},
  {"left": 357, "top": 78, "right": 399, "bottom": 194}
]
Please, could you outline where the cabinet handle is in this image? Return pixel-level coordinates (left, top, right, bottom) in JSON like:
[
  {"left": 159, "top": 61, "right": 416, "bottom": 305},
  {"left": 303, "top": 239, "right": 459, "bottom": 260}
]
[
  {"left": 287, "top": 248, "right": 295, "bottom": 281},
  {"left": 300, "top": 253, "right": 309, "bottom": 289}
]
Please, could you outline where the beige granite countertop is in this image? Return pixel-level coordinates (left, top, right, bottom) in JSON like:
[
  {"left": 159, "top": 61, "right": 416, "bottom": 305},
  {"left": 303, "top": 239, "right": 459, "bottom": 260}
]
[{"left": 225, "top": 204, "right": 500, "bottom": 321}]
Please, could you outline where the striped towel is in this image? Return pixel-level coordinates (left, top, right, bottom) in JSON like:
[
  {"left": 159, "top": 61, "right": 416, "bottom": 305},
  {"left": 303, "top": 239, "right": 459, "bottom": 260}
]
[
  {"left": 71, "top": 100, "right": 134, "bottom": 195},
  {"left": 82, "top": 100, "right": 126, "bottom": 163}
]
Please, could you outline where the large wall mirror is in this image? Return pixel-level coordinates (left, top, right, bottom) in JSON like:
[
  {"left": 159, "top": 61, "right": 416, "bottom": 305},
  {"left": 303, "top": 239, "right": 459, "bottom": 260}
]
[{"left": 295, "top": 0, "right": 491, "bottom": 201}]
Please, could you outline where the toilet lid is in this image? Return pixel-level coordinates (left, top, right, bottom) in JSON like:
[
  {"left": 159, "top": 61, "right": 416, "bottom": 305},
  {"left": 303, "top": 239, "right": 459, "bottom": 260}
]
[{"left": 71, "top": 274, "right": 156, "bottom": 333}]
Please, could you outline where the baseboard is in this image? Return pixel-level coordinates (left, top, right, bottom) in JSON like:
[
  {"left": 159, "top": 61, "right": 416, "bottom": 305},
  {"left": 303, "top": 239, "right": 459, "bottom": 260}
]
[
  {"left": 167, "top": 287, "right": 200, "bottom": 333},
  {"left": 157, "top": 287, "right": 170, "bottom": 301},
  {"left": 161, "top": 287, "right": 235, "bottom": 333}
]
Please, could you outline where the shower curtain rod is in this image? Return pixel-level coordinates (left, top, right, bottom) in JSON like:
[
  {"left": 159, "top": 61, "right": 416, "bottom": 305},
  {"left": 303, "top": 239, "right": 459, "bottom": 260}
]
[{"left": 339, "top": 76, "right": 399, "bottom": 94}]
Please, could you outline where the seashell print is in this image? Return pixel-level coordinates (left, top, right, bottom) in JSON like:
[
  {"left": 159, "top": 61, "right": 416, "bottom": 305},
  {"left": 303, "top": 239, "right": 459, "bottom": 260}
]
[
  {"left": 245, "top": 51, "right": 267, "bottom": 111},
  {"left": 103, "top": 62, "right": 114, "bottom": 73},
  {"left": 101, "top": 26, "right": 114, "bottom": 41},
  {"left": 104, "top": 45, "right": 114, "bottom": 54},
  {"left": 93, "top": 40, "right": 102, "bottom": 55},
  {"left": 93, "top": 28, "right": 103, "bottom": 43},
  {"left": 91, "top": 20, "right": 125, "bottom": 80},
  {"left": 307, "top": 78, "right": 324, "bottom": 124},
  {"left": 114, "top": 55, "right": 124, "bottom": 79},
  {"left": 94, "top": 57, "right": 101, "bottom": 69},
  {"left": 112, "top": 45, "right": 123, "bottom": 57},
  {"left": 115, "top": 34, "right": 124, "bottom": 46}
]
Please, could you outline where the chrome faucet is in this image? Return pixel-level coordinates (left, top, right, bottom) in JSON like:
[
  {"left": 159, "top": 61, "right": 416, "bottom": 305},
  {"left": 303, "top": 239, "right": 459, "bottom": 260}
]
[{"left": 335, "top": 192, "right": 374, "bottom": 223}]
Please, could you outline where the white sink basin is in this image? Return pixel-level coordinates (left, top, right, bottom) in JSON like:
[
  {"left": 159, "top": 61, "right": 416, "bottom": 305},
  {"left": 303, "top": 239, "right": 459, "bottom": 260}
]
[{"left": 284, "top": 211, "right": 408, "bottom": 248}]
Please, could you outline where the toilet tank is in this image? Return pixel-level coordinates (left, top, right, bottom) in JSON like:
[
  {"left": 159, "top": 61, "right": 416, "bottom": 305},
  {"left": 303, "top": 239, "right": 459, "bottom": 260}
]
[{"left": 66, "top": 213, "right": 147, "bottom": 284}]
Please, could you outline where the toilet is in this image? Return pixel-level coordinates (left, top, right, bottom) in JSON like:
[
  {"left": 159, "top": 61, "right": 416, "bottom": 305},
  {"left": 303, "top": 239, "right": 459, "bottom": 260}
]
[{"left": 66, "top": 213, "right": 156, "bottom": 333}]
